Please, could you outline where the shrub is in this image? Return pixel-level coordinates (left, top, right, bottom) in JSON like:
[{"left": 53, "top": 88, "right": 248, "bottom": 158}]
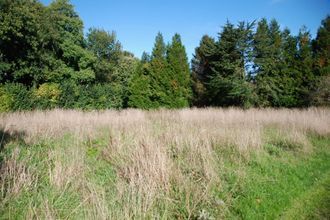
[
  {"left": 59, "top": 81, "right": 79, "bottom": 109},
  {"left": 0, "top": 83, "right": 32, "bottom": 112},
  {"left": 0, "top": 86, "right": 12, "bottom": 112},
  {"left": 33, "top": 83, "right": 61, "bottom": 109},
  {"left": 75, "top": 84, "right": 123, "bottom": 110}
]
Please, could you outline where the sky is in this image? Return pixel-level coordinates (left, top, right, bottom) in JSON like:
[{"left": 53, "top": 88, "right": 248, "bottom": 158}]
[{"left": 40, "top": 0, "right": 330, "bottom": 61}]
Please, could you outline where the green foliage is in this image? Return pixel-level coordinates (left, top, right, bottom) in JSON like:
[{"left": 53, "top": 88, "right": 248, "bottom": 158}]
[
  {"left": 75, "top": 84, "right": 123, "bottom": 110},
  {"left": 58, "top": 80, "right": 79, "bottom": 108},
  {"left": 192, "top": 21, "right": 255, "bottom": 107},
  {"left": 128, "top": 63, "right": 153, "bottom": 109},
  {"left": 148, "top": 33, "right": 173, "bottom": 108},
  {"left": 313, "top": 15, "right": 330, "bottom": 75},
  {"left": 0, "top": 83, "right": 32, "bottom": 111},
  {"left": 33, "top": 83, "right": 61, "bottom": 109},
  {"left": 0, "top": 0, "right": 50, "bottom": 85},
  {"left": 0, "top": 86, "right": 12, "bottom": 112},
  {"left": 312, "top": 16, "right": 330, "bottom": 106},
  {"left": 86, "top": 28, "right": 122, "bottom": 82},
  {"left": 48, "top": 0, "right": 84, "bottom": 44},
  {"left": 192, "top": 35, "right": 217, "bottom": 106},
  {"left": 167, "top": 33, "right": 192, "bottom": 107},
  {"left": 87, "top": 28, "right": 121, "bottom": 61},
  {"left": 112, "top": 54, "right": 139, "bottom": 107},
  {"left": 311, "top": 74, "right": 330, "bottom": 106},
  {"left": 252, "top": 19, "right": 318, "bottom": 107}
]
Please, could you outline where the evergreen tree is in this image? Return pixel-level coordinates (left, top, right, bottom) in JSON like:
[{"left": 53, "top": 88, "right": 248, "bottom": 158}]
[
  {"left": 295, "top": 27, "right": 315, "bottom": 106},
  {"left": 279, "top": 28, "right": 300, "bottom": 106},
  {"left": 313, "top": 15, "right": 330, "bottom": 75},
  {"left": 149, "top": 32, "right": 172, "bottom": 108},
  {"left": 193, "top": 21, "right": 255, "bottom": 107},
  {"left": 191, "top": 35, "right": 217, "bottom": 106},
  {"left": 253, "top": 18, "right": 284, "bottom": 106},
  {"left": 127, "top": 62, "right": 153, "bottom": 109},
  {"left": 167, "top": 33, "right": 192, "bottom": 107},
  {"left": 312, "top": 16, "right": 330, "bottom": 106}
]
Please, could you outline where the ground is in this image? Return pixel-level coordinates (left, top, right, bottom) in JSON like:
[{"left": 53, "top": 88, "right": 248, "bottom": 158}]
[{"left": 0, "top": 108, "right": 329, "bottom": 219}]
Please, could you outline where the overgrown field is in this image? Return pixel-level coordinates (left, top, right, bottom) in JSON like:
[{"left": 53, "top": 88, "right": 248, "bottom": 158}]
[{"left": 0, "top": 108, "right": 329, "bottom": 219}]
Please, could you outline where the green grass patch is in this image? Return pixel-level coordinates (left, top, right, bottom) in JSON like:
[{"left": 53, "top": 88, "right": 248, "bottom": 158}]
[{"left": 223, "top": 136, "right": 330, "bottom": 219}]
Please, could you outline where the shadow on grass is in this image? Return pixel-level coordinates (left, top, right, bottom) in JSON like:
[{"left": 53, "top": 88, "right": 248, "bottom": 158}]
[
  {"left": 0, "top": 128, "right": 26, "bottom": 165},
  {"left": 0, "top": 129, "right": 26, "bottom": 150}
]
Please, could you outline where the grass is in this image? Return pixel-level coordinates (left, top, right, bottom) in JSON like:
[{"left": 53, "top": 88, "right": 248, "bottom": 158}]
[{"left": 0, "top": 108, "right": 329, "bottom": 219}]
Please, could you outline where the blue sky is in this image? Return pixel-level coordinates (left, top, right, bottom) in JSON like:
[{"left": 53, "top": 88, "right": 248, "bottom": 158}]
[{"left": 41, "top": 0, "right": 329, "bottom": 60}]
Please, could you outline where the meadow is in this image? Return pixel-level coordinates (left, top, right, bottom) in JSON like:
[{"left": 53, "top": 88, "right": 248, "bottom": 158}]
[{"left": 0, "top": 108, "right": 329, "bottom": 219}]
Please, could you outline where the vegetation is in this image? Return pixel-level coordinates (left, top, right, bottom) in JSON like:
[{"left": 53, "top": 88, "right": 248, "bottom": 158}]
[
  {"left": 0, "top": 108, "right": 329, "bottom": 219},
  {"left": 1, "top": 0, "right": 329, "bottom": 111},
  {"left": 1, "top": 1, "right": 329, "bottom": 219}
]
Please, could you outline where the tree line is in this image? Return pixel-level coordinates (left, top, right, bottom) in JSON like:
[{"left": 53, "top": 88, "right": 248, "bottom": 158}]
[{"left": 0, "top": 0, "right": 329, "bottom": 111}]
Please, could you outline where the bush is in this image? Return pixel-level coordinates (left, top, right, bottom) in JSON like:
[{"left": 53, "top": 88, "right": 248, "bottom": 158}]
[
  {"left": 0, "top": 83, "right": 32, "bottom": 112},
  {"left": 59, "top": 81, "right": 80, "bottom": 109},
  {"left": 33, "top": 83, "right": 61, "bottom": 109},
  {"left": 75, "top": 84, "right": 123, "bottom": 110},
  {"left": 0, "top": 86, "right": 12, "bottom": 112}
]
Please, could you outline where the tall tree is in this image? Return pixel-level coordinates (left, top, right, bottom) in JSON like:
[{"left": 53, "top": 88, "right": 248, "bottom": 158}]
[
  {"left": 48, "top": 0, "right": 96, "bottom": 84},
  {"left": 86, "top": 28, "right": 122, "bottom": 82},
  {"left": 149, "top": 32, "right": 172, "bottom": 108},
  {"left": 313, "top": 15, "right": 330, "bottom": 75},
  {"left": 167, "top": 33, "right": 192, "bottom": 107},
  {"left": 193, "top": 21, "right": 255, "bottom": 107},
  {"left": 191, "top": 35, "right": 217, "bottom": 106},
  {"left": 279, "top": 28, "right": 301, "bottom": 106},
  {"left": 0, "top": 0, "right": 48, "bottom": 85},
  {"left": 312, "top": 16, "right": 330, "bottom": 106},
  {"left": 295, "top": 27, "right": 314, "bottom": 105},
  {"left": 253, "top": 18, "right": 285, "bottom": 107},
  {"left": 128, "top": 61, "right": 153, "bottom": 109}
]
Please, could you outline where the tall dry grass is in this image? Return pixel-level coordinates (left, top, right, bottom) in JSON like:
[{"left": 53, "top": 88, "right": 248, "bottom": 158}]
[{"left": 0, "top": 108, "right": 329, "bottom": 218}]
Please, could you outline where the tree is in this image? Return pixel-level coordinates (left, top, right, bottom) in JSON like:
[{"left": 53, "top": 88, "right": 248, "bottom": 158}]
[
  {"left": 296, "top": 27, "right": 315, "bottom": 106},
  {"left": 313, "top": 15, "right": 330, "bottom": 75},
  {"left": 278, "top": 28, "right": 300, "bottom": 106},
  {"left": 312, "top": 15, "right": 330, "bottom": 106},
  {"left": 253, "top": 18, "right": 285, "bottom": 107},
  {"left": 0, "top": 0, "right": 49, "bottom": 86},
  {"left": 48, "top": 0, "right": 84, "bottom": 45},
  {"left": 48, "top": 0, "right": 96, "bottom": 84},
  {"left": 149, "top": 32, "right": 173, "bottom": 108},
  {"left": 191, "top": 35, "right": 217, "bottom": 106},
  {"left": 111, "top": 53, "right": 139, "bottom": 108},
  {"left": 167, "top": 33, "right": 192, "bottom": 107},
  {"left": 128, "top": 62, "right": 153, "bottom": 109},
  {"left": 87, "top": 28, "right": 122, "bottom": 82},
  {"left": 192, "top": 21, "right": 255, "bottom": 107}
]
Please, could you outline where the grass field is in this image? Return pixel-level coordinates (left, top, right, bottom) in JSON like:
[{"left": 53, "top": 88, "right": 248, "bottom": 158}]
[{"left": 0, "top": 108, "right": 329, "bottom": 219}]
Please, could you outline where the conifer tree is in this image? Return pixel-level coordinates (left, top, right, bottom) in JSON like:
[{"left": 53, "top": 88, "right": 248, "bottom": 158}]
[
  {"left": 191, "top": 35, "right": 217, "bottom": 106},
  {"left": 167, "top": 33, "right": 192, "bottom": 107},
  {"left": 253, "top": 18, "right": 283, "bottom": 106},
  {"left": 295, "top": 27, "right": 314, "bottom": 105},
  {"left": 127, "top": 62, "right": 152, "bottom": 109},
  {"left": 313, "top": 15, "right": 330, "bottom": 76},
  {"left": 149, "top": 32, "right": 172, "bottom": 108},
  {"left": 312, "top": 16, "right": 330, "bottom": 106}
]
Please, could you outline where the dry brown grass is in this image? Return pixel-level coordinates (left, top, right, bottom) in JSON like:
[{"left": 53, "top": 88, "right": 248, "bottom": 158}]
[
  {"left": 0, "top": 107, "right": 329, "bottom": 219},
  {"left": 0, "top": 147, "right": 36, "bottom": 198}
]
